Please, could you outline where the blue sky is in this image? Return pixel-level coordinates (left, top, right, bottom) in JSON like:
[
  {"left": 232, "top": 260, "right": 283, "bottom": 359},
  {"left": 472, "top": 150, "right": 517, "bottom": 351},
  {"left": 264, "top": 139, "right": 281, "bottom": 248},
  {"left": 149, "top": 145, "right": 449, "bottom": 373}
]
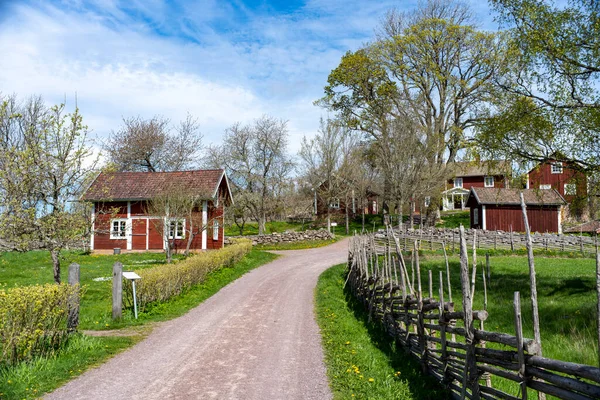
[{"left": 0, "top": 0, "right": 499, "bottom": 154}]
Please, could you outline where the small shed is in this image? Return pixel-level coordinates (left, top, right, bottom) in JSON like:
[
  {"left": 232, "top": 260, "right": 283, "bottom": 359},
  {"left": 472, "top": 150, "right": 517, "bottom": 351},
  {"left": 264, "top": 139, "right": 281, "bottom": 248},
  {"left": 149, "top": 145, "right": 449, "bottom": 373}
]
[{"left": 466, "top": 187, "right": 566, "bottom": 233}]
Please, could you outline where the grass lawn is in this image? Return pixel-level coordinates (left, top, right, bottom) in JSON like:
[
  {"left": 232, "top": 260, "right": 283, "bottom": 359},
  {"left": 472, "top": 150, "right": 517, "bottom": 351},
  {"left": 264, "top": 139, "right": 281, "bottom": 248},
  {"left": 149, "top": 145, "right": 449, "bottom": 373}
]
[
  {"left": 316, "top": 264, "right": 449, "bottom": 400},
  {"left": 0, "top": 249, "right": 278, "bottom": 399},
  {"left": 436, "top": 211, "right": 470, "bottom": 229}
]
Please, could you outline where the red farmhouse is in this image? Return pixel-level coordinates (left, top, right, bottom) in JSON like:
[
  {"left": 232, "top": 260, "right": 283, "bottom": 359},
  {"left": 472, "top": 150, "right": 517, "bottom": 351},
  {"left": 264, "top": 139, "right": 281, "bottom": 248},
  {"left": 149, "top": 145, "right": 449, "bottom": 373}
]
[
  {"left": 527, "top": 159, "right": 587, "bottom": 202},
  {"left": 82, "top": 169, "right": 233, "bottom": 252},
  {"left": 466, "top": 187, "right": 566, "bottom": 233}
]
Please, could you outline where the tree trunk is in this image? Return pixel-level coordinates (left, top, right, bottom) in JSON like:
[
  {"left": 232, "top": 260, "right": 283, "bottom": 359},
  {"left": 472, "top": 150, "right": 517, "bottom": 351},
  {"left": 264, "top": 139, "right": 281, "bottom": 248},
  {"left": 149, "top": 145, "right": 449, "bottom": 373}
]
[
  {"left": 185, "top": 218, "right": 195, "bottom": 256},
  {"left": 398, "top": 201, "right": 403, "bottom": 231},
  {"left": 345, "top": 200, "right": 350, "bottom": 235},
  {"left": 327, "top": 208, "right": 331, "bottom": 234},
  {"left": 410, "top": 201, "right": 415, "bottom": 230},
  {"left": 258, "top": 213, "right": 266, "bottom": 235},
  {"left": 51, "top": 248, "right": 61, "bottom": 284}
]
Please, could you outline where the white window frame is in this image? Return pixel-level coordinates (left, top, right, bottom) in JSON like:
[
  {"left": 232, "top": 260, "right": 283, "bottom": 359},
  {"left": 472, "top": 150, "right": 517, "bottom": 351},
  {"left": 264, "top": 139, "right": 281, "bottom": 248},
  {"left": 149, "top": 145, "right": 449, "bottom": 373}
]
[
  {"left": 551, "top": 163, "right": 563, "bottom": 174},
  {"left": 424, "top": 196, "right": 431, "bottom": 207},
  {"left": 564, "top": 183, "right": 577, "bottom": 196},
  {"left": 110, "top": 219, "right": 128, "bottom": 239},
  {"left": 213, "top": 220, "right": 219, "bottom": 241},
  {"left": 454, "top": 177, "right": 463, "bottom": 188},
  {"left": 473, "top": 208, "right": 479, "bottom": 225},
  {"left": 329, "top": 198, "right": 340, "bottom": 209},
  {"left": 539, "top": 184, "right": 551, "bottom": 190},
  {"left": 168, "top": 219, "right": 185, "bottom": 240},
  {"left": 484, "top": 176, "right": 494, "bottom": 188}
]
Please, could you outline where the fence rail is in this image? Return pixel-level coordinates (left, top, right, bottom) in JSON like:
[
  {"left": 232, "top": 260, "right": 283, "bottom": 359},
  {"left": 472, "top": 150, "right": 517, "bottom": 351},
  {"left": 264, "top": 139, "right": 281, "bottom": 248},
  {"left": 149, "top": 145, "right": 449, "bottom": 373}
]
[
  {"left": 387, "top": 228, "right": 599, "bottom": 256},
  {"left": 347, "top": 228, "right": 600, "bottom": 400}
]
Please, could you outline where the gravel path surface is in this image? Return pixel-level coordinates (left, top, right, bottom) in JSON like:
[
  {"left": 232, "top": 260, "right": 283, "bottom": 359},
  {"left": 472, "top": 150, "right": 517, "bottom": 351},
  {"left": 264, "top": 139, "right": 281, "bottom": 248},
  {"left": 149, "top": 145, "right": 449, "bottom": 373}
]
[{"left": 46, "top": 239, "right": 349, "bottom": 400}]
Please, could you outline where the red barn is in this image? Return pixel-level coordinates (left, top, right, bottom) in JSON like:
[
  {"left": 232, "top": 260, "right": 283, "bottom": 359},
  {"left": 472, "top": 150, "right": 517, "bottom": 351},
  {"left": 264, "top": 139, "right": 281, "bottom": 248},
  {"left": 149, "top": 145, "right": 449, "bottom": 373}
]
[
  {"left": 81, "top": 169, "right": 233, "bottom": 252},
  {"left": 466, "top": 187, "right": 566, "bottom": 233}
]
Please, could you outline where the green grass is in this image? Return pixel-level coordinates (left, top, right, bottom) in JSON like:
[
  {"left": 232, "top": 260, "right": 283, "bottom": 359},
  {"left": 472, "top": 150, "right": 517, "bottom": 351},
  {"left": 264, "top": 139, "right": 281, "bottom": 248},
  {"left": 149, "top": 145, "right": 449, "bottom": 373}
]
[
  {"left": 0, "top": 249, "right": 278, "bottom": 399},
  {"left": 224, "top": 220, "right": 306, "bottom": 236},
  {"left": 316, "top": 264, "right": 449, "bottom": 400},
  {"left": 436, "top": 211, "right": 470, "bottom": 229},
  {"left": 0, "top": 334, "right": 137, "bottom": 399}
]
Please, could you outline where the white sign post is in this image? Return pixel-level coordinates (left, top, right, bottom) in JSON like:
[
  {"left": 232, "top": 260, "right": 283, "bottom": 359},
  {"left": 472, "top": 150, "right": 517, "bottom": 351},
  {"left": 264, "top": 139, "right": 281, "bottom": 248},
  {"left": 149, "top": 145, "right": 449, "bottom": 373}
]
[{"left": 123, "top": 271, "right": 141, "bottom": 319}]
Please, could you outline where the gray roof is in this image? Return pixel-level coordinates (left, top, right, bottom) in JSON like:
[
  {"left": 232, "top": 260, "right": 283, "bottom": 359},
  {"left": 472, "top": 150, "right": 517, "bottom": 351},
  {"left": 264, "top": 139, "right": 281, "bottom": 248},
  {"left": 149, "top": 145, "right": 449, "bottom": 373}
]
[
  {"left": 449, "top": 160, "right": 511, "bottom": 178},
  {"left": 469, "top": 187, "right": 566, "bottom": 206}
]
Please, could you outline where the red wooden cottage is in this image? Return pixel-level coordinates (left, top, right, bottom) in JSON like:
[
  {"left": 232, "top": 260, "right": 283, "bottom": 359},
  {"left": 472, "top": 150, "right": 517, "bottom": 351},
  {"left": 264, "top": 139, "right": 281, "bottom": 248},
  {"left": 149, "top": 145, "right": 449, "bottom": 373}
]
[
  {"left": 466, "top": 187, "right": 566, "bottom": 233},
  {"left": 527, "top": 159, "right": 587, "bottom": 202},
  {"left": 81, "top": 169, "right": 233, "bottom": 252},
  {"left": 442, "top": 161, "right": 511, "bottom": 211}
]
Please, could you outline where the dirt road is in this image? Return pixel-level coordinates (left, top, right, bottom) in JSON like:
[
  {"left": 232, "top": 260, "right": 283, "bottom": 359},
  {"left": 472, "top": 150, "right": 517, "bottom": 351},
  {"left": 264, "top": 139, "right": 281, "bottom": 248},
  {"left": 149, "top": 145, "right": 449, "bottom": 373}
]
[{"left": 46, "top": 239, "right": 349, "bottom": 400}]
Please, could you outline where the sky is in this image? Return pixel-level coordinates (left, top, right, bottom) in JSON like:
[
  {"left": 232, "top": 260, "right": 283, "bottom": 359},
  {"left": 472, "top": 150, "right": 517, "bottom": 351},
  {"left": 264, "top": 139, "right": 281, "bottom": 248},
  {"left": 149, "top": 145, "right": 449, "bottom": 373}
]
[{"left": 0, "top": 0, "right": 499, "bottom": 156}]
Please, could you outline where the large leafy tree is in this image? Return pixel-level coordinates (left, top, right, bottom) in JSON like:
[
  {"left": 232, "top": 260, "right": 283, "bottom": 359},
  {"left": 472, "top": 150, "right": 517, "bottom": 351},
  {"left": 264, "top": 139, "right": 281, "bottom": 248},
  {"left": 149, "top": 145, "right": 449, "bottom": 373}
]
[
  {"left": 319, "top": 0, "right": 505, "bottom": 212},
  {"left": 475, "top": 0, "right": 600, "bottom": 171}
]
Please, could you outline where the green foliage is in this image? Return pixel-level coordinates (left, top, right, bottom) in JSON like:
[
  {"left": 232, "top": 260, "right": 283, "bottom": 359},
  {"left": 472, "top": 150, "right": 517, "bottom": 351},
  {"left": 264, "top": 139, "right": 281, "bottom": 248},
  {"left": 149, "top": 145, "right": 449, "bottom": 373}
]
[
  {"left": 0, "top": 284, "right": 81, "bottom": 366},
  {"left": 316, "top": 264, "right": 448, "bottom": 399},
  {"left": 435, "top": 211, "right": 470, "bottom": 229},
  {"left": 125, "top": 239, "right": 252, "bottom": 311}
]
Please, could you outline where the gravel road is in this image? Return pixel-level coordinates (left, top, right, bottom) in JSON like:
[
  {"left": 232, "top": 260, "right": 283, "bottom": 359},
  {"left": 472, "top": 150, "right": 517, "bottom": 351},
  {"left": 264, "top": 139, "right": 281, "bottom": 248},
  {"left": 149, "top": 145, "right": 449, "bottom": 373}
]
[{"left": 46, "top": 239, "right": 349, "bottom": 400}]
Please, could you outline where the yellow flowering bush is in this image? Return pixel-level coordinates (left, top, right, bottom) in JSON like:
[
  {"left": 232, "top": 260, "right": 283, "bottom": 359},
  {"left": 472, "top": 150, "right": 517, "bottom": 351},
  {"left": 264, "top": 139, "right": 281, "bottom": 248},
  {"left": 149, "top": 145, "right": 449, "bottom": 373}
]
[
  {"left": 0, "top": 283, "right": 80, "bottom": 365},
  {"left": 126, "top": 239, "right": 252, "bottom": 311}
]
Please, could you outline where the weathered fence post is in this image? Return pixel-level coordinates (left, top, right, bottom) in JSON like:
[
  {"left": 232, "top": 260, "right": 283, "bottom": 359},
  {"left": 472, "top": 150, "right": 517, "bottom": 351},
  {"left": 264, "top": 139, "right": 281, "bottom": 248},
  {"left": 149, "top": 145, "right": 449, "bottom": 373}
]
[
  {"left": 514, "top": 291, "right": 528, "bottom": 400},
  {"left": 596, "top": 247, "right": 600, "bottom": 368},
  {"left": 112, "top": 261, "right": 123, "bottom": 319},
  {"left": 486, "top": 253, "right": 490, "bottom": 284},
  {"left": 459, "top": 225, "right": 480, "bottom": 400},
  {"left": 510, "top": 225, "right": 514, "bottom": 252},
  {"left": 67, "top": 262, "right": 80, "bottom": 332}
]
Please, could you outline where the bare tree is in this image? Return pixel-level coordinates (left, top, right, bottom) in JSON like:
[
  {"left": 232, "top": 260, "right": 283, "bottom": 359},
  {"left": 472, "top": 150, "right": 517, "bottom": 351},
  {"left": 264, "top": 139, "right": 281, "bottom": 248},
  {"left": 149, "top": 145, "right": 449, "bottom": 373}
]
[
  {"left": 206, "top": 115, "right": 294, "bottom": 235},
  {"left": 104, "top": 113, "right": 203, "bottom": 172}
]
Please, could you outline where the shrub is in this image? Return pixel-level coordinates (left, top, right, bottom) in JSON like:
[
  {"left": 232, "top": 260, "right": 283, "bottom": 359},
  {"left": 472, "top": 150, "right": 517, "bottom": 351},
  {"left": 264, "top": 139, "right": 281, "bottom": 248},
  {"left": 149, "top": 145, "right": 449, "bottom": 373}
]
[
  {"left": 127, "top": 239, "right": 252, "bottom": 311},
  {"left": 0, "top": 283, "right": 81, "bottom": 366}
]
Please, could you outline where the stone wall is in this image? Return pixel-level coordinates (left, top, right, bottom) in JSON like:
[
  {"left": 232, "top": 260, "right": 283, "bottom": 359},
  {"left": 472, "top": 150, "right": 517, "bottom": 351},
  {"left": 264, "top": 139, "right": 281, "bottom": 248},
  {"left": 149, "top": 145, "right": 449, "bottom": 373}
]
[{"left": 226, "top": 229, "right": 334, "bottom": 246}]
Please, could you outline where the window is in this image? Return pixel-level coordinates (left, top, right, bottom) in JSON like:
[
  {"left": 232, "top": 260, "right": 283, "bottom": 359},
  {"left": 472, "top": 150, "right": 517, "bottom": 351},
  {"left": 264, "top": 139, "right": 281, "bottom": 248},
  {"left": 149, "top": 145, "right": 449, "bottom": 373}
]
[
  {"left": 454, "top": 177, "right": 463, "bottom": 188},
  {"left": 329, "top": 198, "right": 340, "bottom": 209},
  {"left": 484, "top": 176, "right": 494, "bottom": 187},
  {"left": 168, "top": 219, "right": 185, "bottom": 239},
  {"left": 539, "top": 184, "right": 551, "bottom": 190},
  {"left": 473, "top": 208, "right": 479, "bottom": 225},
  {"left": 564, "top": 183, "right": 577, "bottom": 196},
  {"left": 213, "top": 220, "right": 219, "bottom": 241},
  {"left": 551, "top": 163, "right": 563, "bottom": 174},
  {"left": 424, "top": 196, "right": 431, "bottom": 207},
  {"left": 110, "top": 219, "right": 127, "bottom": 239}
]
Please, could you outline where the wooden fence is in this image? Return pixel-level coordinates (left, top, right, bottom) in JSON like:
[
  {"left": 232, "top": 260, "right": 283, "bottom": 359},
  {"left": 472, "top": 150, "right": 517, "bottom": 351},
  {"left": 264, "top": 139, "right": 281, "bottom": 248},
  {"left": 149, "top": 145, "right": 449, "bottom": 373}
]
[
  {"left": 388, "top": 228, "right": 599, "bottom": 257},
  {"left": 347, "top": 227, "right": 600, "bottom": 400}
]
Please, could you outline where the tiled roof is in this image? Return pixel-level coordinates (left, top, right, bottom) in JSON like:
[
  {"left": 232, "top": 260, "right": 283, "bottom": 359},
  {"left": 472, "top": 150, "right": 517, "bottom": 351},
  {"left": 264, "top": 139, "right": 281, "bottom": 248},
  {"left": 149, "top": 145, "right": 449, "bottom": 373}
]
[
  {"left": 450, "top": 160, "right": 511, "bottom": 178},
  {"left": 470, "top": 187, "right": 566, "bottom": 206},
  {"left": 81, "top": 169, "right": 226, "bottom": 201}
]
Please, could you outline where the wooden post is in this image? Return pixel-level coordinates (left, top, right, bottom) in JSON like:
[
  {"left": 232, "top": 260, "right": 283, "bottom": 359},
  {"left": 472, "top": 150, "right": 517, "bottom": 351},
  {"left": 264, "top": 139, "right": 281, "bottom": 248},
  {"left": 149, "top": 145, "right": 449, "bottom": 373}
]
[
  {"left": 514, "top": 292, "right": 528, "bottom": 400},
  {"left": 596, "top": 248, "right": 600, "bottom": 368},
  {"left": 453, "top": 230, "right": 456, "bottom": 253},
  {"left": 580, "top": 233, "right": 584, "bottom": 256},
  {"left": 415, "top": 241, "right": 427, "bottom": 372},
  {"left": 112, "top": 261, "right": 123, "bottom": 320},
  {"left": 439, "top": 270, "right": 449, "bottom": 385},
  {"left": 443, "top": 243, "right": 453, "bottom": 303},
  {"left": 459, "top": 226, "right": 479, "bottom": 400},
  {"left": 486, "top": 253, "right": 490, "bottom": 284},
  {"left": 471, "top": 230, "right": 477, "bottom": 307},
  {"left": 520, "top": 193, "right": 542, "bottom": 354},
  {"left": 428, "top": 269, "right": 433, "bottom": 299},
  {"left": 510, "top": 225, "right": 514, "bottom": 252},
  {"left": 494, "top": 231, "right": 497, "bottom": 250},
  {"left": 67, "top": 262, "right": 80, "bottom": 332}
]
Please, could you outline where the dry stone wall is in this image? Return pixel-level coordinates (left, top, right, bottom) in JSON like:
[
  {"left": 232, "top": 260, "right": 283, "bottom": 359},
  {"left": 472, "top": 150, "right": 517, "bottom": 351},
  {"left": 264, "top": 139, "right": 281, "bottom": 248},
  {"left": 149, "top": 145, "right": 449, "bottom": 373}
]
[{"left": 226, "top": 229, "right": 334, "bottom": 246}]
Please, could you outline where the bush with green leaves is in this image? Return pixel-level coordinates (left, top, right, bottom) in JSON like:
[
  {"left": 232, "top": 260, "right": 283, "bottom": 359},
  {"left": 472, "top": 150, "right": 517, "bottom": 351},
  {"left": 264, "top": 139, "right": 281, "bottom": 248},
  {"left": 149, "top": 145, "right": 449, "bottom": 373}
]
[
  {"left": 127, "top": 239, "right": 252, "bottom": 311},
  {"left": 0, "top": 283, "right": 81, "bottom": 366}
]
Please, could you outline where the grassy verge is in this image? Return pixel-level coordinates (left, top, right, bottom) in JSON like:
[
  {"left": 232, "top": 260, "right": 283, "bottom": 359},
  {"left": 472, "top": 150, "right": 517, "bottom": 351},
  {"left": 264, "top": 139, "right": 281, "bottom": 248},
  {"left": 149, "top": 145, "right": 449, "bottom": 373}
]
[
  {"left": 0, "top": 249, "right": 278, "bottom": 399},
  {"left": 316, "top": 264, "right": 448, "bottom": 400},
  {"left": 436, "top": 211, "right": 470, "bottom": 229},
  {"left": 254, "top": 238, "right": 338, "bottom": 251}
]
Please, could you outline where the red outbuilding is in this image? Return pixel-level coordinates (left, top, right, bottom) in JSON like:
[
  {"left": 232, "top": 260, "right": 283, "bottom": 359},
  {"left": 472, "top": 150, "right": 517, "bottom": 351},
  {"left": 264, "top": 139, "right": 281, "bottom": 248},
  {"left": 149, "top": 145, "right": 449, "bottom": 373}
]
[
  {"left": 81, "top": 169, "right": 233, "bottom": 252},
  {"left": 466, "top": 187, "right": 566, "bottom": 233}
]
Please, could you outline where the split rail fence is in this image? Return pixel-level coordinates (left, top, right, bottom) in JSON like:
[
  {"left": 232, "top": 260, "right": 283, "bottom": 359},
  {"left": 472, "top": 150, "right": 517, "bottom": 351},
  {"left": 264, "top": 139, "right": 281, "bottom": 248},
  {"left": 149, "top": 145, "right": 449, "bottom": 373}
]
[
  {"left": 390, "top": 228, "right": 598, "bottom": 257},
  {"left": 347, "top": 227, "right": 600, "bottom": 400}
]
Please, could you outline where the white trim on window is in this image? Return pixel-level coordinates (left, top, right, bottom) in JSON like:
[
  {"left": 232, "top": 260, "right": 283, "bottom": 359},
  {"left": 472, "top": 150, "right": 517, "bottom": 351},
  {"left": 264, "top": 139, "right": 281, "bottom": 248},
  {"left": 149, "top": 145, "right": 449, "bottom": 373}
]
[
  {"left": 167, "top": 219, "right": 185, "bottom": 239},
  {"left": 110, "top": 219, "right": 128, "bottom": 239},
  {"left": 564, "top": 183, "right": 576, "bottom": 196},
  {"left": 551, "top": 163, "right": 563, "bottom": 174},
  {"left": 424, "top": 196, "right": 431, "bottom": 207},
  {"left": 454, "top": 177, "right": 463, "bottom": 188},
  {"left": 540, "top": 184, "right": 551, "bottom": 190},
  {"left": 482, "top": 205, "right": 487, "bottom": 230},
  {"left": 484, "top": 176, "right": 494, "bottom": 188},
  {"left": 213, "top": 220, "right": 219, "bottom": 241},
  {"left": 473, "top": 208, "right": 479, "bottom": 226},
  {"left": 202, "top": 201, "right": 207, "bottom": 250},
  {"left": 90, "top": 203, "right": 95, "bottom": 250},
  {"left": 329, "top": 198, "right": 340, "bottom": 209}
]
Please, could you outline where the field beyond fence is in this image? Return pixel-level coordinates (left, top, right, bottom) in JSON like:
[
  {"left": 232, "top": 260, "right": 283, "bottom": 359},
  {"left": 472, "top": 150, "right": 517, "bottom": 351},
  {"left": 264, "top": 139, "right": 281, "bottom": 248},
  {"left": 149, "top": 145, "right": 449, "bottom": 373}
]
[{"left": 347, "top": 228, "right": 600, "bottom": 400}]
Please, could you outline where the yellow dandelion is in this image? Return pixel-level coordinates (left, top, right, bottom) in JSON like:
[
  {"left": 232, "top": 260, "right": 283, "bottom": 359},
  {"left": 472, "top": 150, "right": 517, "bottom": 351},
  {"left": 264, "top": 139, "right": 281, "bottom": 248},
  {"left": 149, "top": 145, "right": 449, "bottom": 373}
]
[{"left": 368, "top": 378, "right": 374, "bottom": 382}]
